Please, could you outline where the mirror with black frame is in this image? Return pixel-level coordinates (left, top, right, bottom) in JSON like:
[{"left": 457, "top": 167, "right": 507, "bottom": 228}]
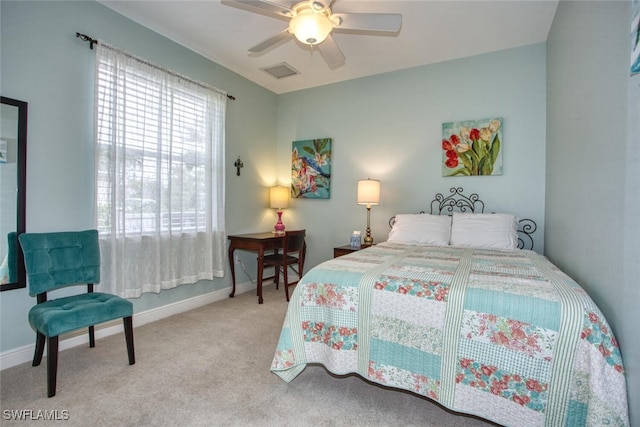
[{"left": 0, "top": 96, "right": 27, "bottom": 291}]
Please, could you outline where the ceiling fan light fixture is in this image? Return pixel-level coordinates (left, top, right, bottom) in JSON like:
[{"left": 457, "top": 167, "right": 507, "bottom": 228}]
[{"left": 289, "top": 9, "right": 333, "bottom": 45}]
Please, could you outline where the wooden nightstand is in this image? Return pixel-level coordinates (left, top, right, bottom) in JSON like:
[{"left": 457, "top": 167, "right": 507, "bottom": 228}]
[{"left": 333, "top": 244, "right": 369, "bottom": 258}]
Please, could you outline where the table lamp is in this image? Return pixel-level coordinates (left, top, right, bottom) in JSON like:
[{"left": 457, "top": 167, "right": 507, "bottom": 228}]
[
  {"left": 357, "top": 178, "right": 380, "bottom": 246},
  {"left": 270, "top": 186, "right": 289, "bottom": 234}
]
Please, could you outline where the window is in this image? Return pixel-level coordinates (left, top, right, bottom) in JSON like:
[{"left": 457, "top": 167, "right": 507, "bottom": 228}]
[{"left": 94, "top": 43, "right": 226, "bottom": 298}]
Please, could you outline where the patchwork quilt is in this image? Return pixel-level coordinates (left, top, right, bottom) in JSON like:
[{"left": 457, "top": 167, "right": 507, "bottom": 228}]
[{"left": 271, "top": 242, "right": 629, "bottom": 426}]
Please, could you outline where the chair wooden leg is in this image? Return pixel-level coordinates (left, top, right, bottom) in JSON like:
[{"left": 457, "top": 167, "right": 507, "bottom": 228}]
[
  {"left": 290, "top": 258, "right": 303, "bottom": 298},
  {"left": 123, "top": 316, "right": 135, "bottom": 365},
  {"left": 88, "top": 325, "right": 95, "bottom": 348},
  {"left": 46, "top": 336, "right": 59, "bottom": 398},
  {"left": 274, "top": 266, "right": 280, "bottom": 289},
  {"left": 33, "top": 332, "right": 46, "bottom": 366},
  {"left": 284, "top": 265, "right": 290, "bottom": 302}
]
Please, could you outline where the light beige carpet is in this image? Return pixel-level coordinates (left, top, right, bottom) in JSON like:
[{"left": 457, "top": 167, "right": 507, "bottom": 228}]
[{"left": 0, "top": 284, "right": 495, "bottom": 426}]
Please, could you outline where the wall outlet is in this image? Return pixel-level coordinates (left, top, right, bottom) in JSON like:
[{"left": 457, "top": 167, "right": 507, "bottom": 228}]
[{"left": 235, "top": 255, "right": 240, "bottom": 264}]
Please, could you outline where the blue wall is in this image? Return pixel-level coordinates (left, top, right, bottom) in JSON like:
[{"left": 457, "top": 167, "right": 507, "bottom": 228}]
[
  {"left": 276, "top": 44, "right": 547, "bottom": 270},
  {"left": 0, "top": 0, "right": 546, "bottom": 352},
  {"left": 3, "top": 1, "right": 636, "bottom": 424},
  {"left": 546, "top": 1, "right": 638, "bottom": 424},
  {"left": 0, "top": 0, "right": 278, "bottom": 352}
]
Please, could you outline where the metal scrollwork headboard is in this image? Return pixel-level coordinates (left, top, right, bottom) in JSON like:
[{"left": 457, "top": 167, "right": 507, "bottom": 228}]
[
  {"left": 430, "top": 187, "right": 484, "bottom": 215},
  {"left": 389, "top": 187, "right": 537, "bottom": 250}
]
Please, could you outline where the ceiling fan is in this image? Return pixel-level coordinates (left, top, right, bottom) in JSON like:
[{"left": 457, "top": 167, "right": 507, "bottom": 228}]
[{"left": 224, "top": 0, "right": 402, "bottom": 69}]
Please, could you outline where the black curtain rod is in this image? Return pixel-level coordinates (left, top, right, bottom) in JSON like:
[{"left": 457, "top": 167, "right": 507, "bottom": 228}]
[
  {"left": 76, "top": 32, "right": 98, "bottom": 49},
  {"left": 75, "top": 32, "right": 236, "bottom": 101}
]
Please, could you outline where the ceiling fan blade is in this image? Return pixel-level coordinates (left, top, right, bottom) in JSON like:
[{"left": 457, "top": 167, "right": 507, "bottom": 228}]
[
  {"left": 317, "top": 34, "right": 345, "bottom": 69},
  {"left": 311, "top": 0, "right": 332, "bottom": 9},
  {"left": 332, "top": 13, "right": 402, "bottom": 33},
  {"left": 248, "top": 28, "right": 293, "bottom": 53},
  {"left": 225, "top": 0, "right": 293, "bottom": 18}
]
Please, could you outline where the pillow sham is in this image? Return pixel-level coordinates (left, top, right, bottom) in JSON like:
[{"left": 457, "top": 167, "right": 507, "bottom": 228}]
[
  {"left": 449, "top": 212, "right": 518, "bottom": 250},
  {"left": 388, "top": 214, "right": 451, "bottom": 246}
]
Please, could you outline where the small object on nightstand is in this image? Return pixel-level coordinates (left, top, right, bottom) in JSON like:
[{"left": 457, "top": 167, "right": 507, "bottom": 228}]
[{"left": 350, "top": 231, "right": 361, "bottom": 249}]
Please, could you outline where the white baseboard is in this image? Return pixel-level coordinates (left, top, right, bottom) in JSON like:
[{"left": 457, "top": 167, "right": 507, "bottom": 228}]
[{"left": 0, "top": 280, "right": 262, "bottom": 371}]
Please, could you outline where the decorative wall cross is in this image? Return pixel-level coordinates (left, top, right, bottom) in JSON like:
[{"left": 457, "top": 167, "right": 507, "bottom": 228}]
[{"left": 234, "top": 156, "right": 244, "bottom": 176}]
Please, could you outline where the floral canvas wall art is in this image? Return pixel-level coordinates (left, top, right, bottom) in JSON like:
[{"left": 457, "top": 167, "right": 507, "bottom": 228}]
[
  {"left": 291, "top": 138, "right": 332, "bottom": 199},
  {"left": 442, "top": 117, "right": 503, "bottom": 176}
]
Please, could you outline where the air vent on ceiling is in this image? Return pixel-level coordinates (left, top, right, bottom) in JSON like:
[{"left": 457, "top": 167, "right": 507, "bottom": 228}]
[{"left": 261, "top": 62, "right": 299, "bottom": 79}]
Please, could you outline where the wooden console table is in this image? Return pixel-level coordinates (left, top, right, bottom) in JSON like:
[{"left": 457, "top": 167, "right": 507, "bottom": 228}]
[{"left": 228, "top": 232, "right": 284, "bottom": 304}]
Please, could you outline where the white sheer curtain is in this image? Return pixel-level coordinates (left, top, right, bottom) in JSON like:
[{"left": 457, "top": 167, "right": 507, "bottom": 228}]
[{"left": 94, "top": 42, "right": 226, "bottom": 298}]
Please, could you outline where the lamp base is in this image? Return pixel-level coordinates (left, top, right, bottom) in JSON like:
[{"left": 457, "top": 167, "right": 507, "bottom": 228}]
[
  {"left": 363, "top": 206, "right": 373, "bottom": 246},
  {"left": 363, "top": 228, "right": 373, "bottom": 246},
  {"left": 273, "top": 210, "right": 285, "bottom": 235}
]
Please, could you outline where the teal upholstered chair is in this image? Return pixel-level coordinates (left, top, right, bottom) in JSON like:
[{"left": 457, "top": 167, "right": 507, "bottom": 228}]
[{"left": 19, "top": 230, "right": 135, "bottom": 397}]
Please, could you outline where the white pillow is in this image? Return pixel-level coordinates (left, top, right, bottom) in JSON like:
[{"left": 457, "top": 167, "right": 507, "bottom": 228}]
[
  {"left": 388, "top": 214, "right": 451, "bottom": 246},
  {"left": 450, "top": 213, "right": 518, "bottom": 250}
]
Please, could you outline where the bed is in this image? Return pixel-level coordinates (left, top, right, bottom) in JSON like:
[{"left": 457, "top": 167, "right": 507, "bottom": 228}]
[{"left": 270, "top": 188, "right": 629, "bottom": 426}]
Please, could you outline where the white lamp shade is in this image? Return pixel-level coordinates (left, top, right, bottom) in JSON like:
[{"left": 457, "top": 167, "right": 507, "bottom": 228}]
[
  {"left": 357, "top": 179, "right": 380, "bottom": 206},
  {"left": 289, "top": 10, "right": 333, "bottom": 45},
  {"left": 270, "top": 186, "right": 289, "bottom": 209}
]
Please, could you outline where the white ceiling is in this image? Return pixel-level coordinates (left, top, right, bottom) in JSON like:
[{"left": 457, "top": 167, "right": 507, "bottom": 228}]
[{"left": 98, "top": 0, "right": 559, "bottom": 94}]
